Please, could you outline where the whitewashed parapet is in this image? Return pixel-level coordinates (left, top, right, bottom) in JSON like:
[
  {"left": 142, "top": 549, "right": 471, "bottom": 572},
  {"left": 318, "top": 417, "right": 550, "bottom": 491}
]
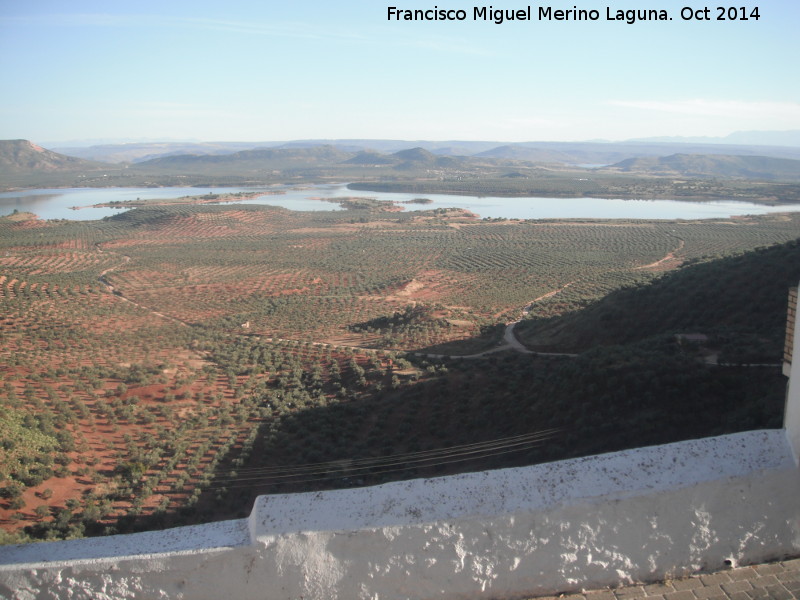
[
  {"left": 250, "top": 429, "right": 795, "bottom": 538},
  {"left": 1, "top": 429, "right": 798, "bottom": 600}
]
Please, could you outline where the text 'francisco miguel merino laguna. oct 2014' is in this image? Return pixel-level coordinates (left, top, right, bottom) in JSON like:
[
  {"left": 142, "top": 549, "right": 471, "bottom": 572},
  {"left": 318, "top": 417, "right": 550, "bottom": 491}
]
[{"left": 386, "top": 5, "right": 762, "bottom": 25}]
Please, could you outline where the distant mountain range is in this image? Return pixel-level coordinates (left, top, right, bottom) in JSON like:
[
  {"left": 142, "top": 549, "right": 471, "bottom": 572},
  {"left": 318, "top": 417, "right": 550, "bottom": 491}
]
[
  {"left": 128, "top": 144, "right": 800, "bottom": 180},
  {"left": 51, "top": 139, "right": 502, "bottom": 164},
  {"left": 129, "top": 145, "right": 471, "bottom": 175},
  {"left": 48, "top": 130, "right": 800, "bottom": 165},
  {"left": 3, "top": 136, "right": 800, "bottom": 192}
]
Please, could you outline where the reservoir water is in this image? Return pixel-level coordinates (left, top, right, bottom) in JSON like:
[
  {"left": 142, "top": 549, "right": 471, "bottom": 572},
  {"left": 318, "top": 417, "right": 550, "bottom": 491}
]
[
  {"left": 2, "top": 184, "right": 800, "bottom": 221},
  {"left": 0, "top": 187, "right": 252, "bottom": 221}
]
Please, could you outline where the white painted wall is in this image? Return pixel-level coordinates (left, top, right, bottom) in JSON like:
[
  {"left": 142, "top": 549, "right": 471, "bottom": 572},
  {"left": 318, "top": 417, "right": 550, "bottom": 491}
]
[
  {"left": 1, "top": 280, "right": 798, "bottom": 600},
  {"left": 1, "top": 429, "right": 798, "bottom": 600}
]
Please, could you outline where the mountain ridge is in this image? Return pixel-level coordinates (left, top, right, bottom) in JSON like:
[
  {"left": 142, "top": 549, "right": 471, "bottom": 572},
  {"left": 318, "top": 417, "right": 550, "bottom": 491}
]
[
  {"left": 0, "top": 139, "right": 104, "bottom": 172},
  {"left": 609, "top": 153, "right": 800, "bottom": 180},
  {"left": 49, "top": 134, "right": 800, "bottom": 164}
]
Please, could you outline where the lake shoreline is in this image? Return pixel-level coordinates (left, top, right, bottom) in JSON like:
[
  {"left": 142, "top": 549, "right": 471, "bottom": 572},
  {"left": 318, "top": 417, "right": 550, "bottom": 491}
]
[
  {"left": 346, "top": 182, "right": 797, "bottom": 205},
  {"left": 3, "top": 184, "right": 800, "bottom": 222}
]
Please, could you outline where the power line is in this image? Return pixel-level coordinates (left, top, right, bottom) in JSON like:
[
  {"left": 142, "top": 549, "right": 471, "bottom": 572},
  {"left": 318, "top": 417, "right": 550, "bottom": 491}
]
[
  {"left": 200, "top": 429, "right": 558, "bottom": 491},
  {"left": 225, "top": 429, "right": 558, "bottom": 475}
]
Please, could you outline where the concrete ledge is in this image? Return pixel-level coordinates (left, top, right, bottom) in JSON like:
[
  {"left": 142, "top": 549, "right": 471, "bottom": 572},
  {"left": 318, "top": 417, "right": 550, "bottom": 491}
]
[
  {"left": 0, "top": 516, "right": 249, "bottom": 567},
  {"left": 1, "top": 430, "right": 798, "bottom": 600},
  {"left": 249, "top": 429, "right": 795, "bottom": 538}
]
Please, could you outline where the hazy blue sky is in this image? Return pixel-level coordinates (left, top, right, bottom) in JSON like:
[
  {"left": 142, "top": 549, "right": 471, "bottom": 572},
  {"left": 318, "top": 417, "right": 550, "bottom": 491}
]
[{"left": 1, "top": 0, "right": 798, "bottom": 144}]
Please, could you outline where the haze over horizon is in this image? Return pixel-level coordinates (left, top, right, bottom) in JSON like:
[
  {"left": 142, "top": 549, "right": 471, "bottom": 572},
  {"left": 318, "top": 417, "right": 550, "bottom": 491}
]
[
  {"left": 33, "top": 130, "right": 800, "bottom": 151},
  {"left": 1, "top": 1, "right": 799, "bottom": 144}
]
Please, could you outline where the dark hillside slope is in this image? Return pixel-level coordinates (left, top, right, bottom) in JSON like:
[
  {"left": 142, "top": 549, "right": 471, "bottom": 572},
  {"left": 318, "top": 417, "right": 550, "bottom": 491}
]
[
  {"left": 518, "top": 239, "right": 800, "bottom": 355},
  {"left": 223, "top": 334, "right": 786, "bottom": 505}
]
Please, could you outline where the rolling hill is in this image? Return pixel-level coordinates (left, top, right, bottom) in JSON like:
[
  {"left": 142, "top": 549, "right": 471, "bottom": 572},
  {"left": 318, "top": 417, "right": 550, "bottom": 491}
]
[
  {"left": 134, "top": 145, "right": 354, "bottom": 173},
  {"left": 0, "top": 139, "right": 110, "bottom": 191},
  {"left": 344, "top": 150, "right": 396, "bottom": 165},
  {"left": 390, "top": 147, "right": 466, "bottom": 170},
  {"left": 0, "top": 139, "right": 104, "bottom": 173},
  {"left": 609, "top": 153, "right": 800, "bottom": 180},
  {"left": 49, "top": 141, "right": 266, "bottom": 164}
]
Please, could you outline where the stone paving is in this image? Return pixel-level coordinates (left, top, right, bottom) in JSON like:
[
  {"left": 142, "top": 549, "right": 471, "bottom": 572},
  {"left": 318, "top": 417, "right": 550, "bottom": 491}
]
[{"left": 534, "top": 558, "right": 800, "bottom": 600}]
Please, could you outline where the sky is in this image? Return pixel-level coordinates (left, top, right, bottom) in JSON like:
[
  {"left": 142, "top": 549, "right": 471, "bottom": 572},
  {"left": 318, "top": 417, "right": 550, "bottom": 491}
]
[{"left": 1, "top": 0, "right": 799, "bottom": 145}]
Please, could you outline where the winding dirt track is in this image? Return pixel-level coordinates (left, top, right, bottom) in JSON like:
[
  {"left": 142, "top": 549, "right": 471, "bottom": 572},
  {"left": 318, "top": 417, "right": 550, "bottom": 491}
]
[
  {"left": 95, "top": 243, "right": 188, "bottom": 327},
  {"left": 635, "top": 238, "right": 685, "bottom": 271},
  {"left": 419, "top": 282, "right": 580, "bottom": 360},
  {"left": 445, "top": 234, "right": 687, "bottom": 360}
]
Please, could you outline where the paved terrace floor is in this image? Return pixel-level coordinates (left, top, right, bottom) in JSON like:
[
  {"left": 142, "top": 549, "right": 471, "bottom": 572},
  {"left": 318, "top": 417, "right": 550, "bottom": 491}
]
[{"left": 532, "top": 558, "right": 800, "bottom": 600}]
